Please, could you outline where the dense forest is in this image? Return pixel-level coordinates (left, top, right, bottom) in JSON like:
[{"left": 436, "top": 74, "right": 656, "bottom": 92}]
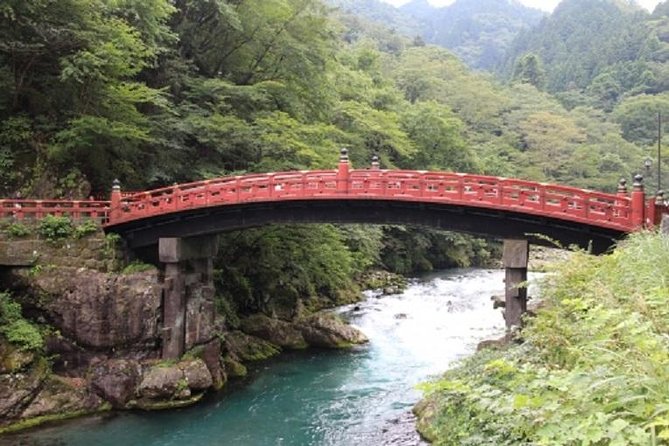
[{"left": 0, "top": 0, "right": 663, "bottom": 320}]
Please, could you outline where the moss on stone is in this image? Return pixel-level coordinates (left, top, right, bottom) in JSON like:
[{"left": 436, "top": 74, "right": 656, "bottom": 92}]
[
  {"left": 0, "top": 403, "right": 112, "bottom": 434},
  {"left": 136, "top": 393, "right": 203, "bottom": 411}
]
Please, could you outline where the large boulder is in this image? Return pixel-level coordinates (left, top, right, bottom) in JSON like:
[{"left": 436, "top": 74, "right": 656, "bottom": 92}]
[
  {"left": 181, "top": 359, "right": 213, "bottom": 391},
  {"left": 240, "top": 314, "right": 308, "bottom": 349},
  {"left": 297, "top": 313, "right": 368, "bottom": 348},
  {"left": 137, "top": 365, "right": 184, "bottom": 400},
  {"left": 137, "top": 358, "right": 214, "bottom": 402},
  {"left": 89, "top": 359, "right": 142, "bottom": 408}
]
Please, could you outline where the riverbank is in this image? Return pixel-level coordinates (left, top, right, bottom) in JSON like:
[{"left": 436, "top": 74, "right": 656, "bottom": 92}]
[
  {"left": 414, "top": 232, "right": 669, "bottom": 445},
  {"left": 2, "top": 268, "right": 506, "bottom": 445},
  {"left": 0, "top": 229, "right": 387, "bottom": 434}
]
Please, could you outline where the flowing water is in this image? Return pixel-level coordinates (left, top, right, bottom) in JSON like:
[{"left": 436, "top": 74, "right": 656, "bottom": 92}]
[{"left": 4, "top": 268, "right": 541, "bottom": 446}]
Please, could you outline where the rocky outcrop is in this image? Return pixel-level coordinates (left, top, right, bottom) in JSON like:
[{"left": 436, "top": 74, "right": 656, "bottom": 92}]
[
  {"left": 88, "top": 358, "right": 214, "bottom": 410},
  {"left": 0, "top": 359, "right": 49, "bottom": 421},
  {"left": 240, "top": 314, "right": 308, "bottom": 349},
  {"left": 136, "top": 359, "right": 213, "bottom": 409},
  {"left": 297, "top": 313, "right": 368, "bottom": 348},
  {"left": 358, "top": 270, "right": 407, "bottom": 294},
  {"left": 238, "top": 312, "right": 369, "bottom": 351},
  {"left": 19, "top": 376, "right": 105, "bottom": 422},
  {"left": 19, "top": 267, "right": 162, "bottom": 352}
]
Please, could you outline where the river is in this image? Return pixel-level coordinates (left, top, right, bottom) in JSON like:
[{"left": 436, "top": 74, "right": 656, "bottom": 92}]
[{"left": 3, "top": 268, "right": 541, "bottom": 446}]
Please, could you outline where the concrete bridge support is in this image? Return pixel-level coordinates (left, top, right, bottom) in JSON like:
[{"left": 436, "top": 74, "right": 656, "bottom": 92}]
[
  {"left": 159, "top": 235, "right": 219, "bottom": 359},
  {"left": 503, "top": 239, "right": 529, "bottom": 330}
]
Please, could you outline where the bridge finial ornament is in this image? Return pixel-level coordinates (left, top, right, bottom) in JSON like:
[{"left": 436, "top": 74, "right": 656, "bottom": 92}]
[
  {"left": 371, "top": 154, "right": 380, "bottom": 170},
  {"left": 656, "top": 190, "right": 665, "bottom": 205},
  {"left": 617, "top": 178, "right": 627, "bottom": 195},
  {"left": 633, "top": 174, "right": 644, "bottom": 189},
  {"left": 339, "top": 148, "right": 349, "bottom": 162},
  {"left": 112, "top": 178, "right": 121, "bottom": 191}
]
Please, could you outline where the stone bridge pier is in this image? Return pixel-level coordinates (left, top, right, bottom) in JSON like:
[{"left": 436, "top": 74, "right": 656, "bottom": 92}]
[
  {"left": 159, "top": 235, "right": 219, "bottom": 359},
  {"left": 503, "top": 239, "right": 529, "bottom": 330}
]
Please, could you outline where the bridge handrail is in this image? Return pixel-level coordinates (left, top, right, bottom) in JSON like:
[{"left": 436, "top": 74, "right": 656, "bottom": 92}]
[
  {"left": 106, "top": 169, "right": 637, "bottom": 232},
  {"left": 1, "top": 169, "right": 657, "bottom": 233},
  {"left": 0, "top": 199, "right": 110, "bottom": 223}
]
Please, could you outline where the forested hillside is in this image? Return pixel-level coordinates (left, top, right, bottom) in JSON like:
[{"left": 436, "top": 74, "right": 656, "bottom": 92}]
[
  {"left": 501, "top": 0, "right": 669, "bottom": 192},
  {"left": 0, "top": 0, "right": 651, "bottom": 312},
  {"left": 330, "top": 0, "right": 544, "bottom": 69}
]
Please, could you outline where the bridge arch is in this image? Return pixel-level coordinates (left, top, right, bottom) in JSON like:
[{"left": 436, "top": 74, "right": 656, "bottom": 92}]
[{"left": 105, "top": 151, "right": 657, "bottom": 254}]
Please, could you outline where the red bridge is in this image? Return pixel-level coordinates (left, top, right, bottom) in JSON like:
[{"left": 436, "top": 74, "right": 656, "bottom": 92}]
[
  {"left": 3, "top": 149, "right": 668, "bottom": 349},
  {"left": 1, "top": 150, "right": 666, "bottom": 253}
]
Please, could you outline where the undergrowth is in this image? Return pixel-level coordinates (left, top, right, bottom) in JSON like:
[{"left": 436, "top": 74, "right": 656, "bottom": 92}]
[{"left": 417, "top": 232, "right": 669, "bottom": 445}]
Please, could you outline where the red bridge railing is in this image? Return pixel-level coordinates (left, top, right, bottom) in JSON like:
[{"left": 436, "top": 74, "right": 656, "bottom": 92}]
[
  {"left": 1, "top": 152, "right": 666, "bottom": 233},
  {"left": 0, "top": 199, "right": 110, "bottom": 223}
]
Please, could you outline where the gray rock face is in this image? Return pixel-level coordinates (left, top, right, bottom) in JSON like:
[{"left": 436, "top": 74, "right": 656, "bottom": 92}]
[
  {"left": 298, "top": 313, "right": 369, "bottom": 348},
  {"left": 24, "top": 267, "right": 162, "bottom": 350}
]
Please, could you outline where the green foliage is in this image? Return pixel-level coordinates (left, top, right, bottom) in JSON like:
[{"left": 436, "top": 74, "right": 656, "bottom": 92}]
[
  {"left": 381, "top": 227, "right": 495, "bottom": 275},
  {"left": 0, "top": 292, "right": 43, "bottom": 352},
  {"left": 215, "top": 224, "right": 357, "bottom": 316},
  {"left": 37, "top": 216, "right": 74, "bottom": 241},
  {"left": 418, "top": 232, "right": 669, "bottom": 445},
  {"left": 74, "top": 220, "right": 100, "bottom": 238},
  {"left": 6, "top": 222, "right": 31, "bottom": 238}
]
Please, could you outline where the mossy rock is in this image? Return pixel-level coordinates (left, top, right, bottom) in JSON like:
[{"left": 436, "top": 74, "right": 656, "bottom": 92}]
[
  {"left": 224, "top": 331, "right": 281, "bottom": 362},
  {"left": 222, "top": 355, "right": 248, "bottom": 378},
  {"left": 240, "top": 314, "right": 308, "bottom": 350}
]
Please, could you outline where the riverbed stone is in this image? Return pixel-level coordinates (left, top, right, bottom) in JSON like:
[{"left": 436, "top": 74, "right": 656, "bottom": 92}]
[
  {"left": 297, "top": 313, "right": 368, "bottom": 348},
  {"left": 240, "top": 314, "right": 308, "bottom": 350}
]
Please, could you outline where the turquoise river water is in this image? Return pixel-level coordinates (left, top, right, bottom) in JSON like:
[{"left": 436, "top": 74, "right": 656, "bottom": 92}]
[{"left": 3, "top": 268, "right": 541, "bottom": 446}]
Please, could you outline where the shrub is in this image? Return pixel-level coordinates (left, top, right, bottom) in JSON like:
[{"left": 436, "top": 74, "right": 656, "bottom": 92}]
[
  {"left": 74, "top": 219, "right": 100, "bottom": 238},
  {"left": 7, "top": 222, "right": 31, "bottom": 238},
  {"left": 37, "top": 215, "right": 74, "bottom": 241},
  {"left": 418, "top": 232, "right": 669, "bottom": 445},
  {"left": 0, "top": 292, "right": 43, "bottom": 351}
]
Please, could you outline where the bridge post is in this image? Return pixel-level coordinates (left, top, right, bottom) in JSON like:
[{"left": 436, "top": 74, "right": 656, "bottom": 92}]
[
  {"left": 110, "top": 179, "right": 121, "bottom": 223},
  {"left": 337, "top": 148, "right": 350, "bottom": 194},
  {"left": 159, "top": 235, "right": 219, "bottom": 359},
  {"left": 631, "top": 174, "right": 646, "bottom": 229},
  {"left": 371, "top": 155, "right": 380, "bottom": 170},
  {"left": 503, "top": 239, "right": 528, "bottom": 330}
]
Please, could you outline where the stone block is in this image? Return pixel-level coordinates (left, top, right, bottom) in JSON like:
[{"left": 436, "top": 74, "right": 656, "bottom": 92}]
[{"left": 158, "top": 236, "right": 219, "bottom": 263}]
